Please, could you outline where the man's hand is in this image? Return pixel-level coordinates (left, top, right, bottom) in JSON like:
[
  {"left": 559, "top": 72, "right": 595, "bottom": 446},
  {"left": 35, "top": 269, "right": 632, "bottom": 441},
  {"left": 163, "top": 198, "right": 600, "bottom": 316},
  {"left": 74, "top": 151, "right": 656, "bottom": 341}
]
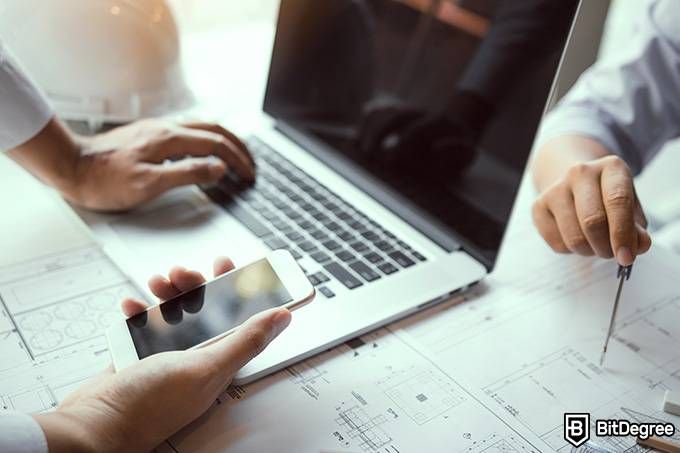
[
  {"left": 532, "top": 154, "right": 651, "bottom": 266},
  {"left": 34, "top": 257, "right": 291, "bottom": 453},
  {"left": 9, "top": 118, "right": 255, "bottom": 212},
  {"left": 73, "top": 120, "right": 255, "bottom": 211}
]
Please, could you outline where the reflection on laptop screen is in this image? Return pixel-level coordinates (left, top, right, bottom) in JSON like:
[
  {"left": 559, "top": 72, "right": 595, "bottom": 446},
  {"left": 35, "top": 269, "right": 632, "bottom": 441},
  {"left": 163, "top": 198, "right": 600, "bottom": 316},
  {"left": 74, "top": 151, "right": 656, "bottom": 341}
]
[{"left": 264, "top": 0, "right": 579, "bottom": 268}]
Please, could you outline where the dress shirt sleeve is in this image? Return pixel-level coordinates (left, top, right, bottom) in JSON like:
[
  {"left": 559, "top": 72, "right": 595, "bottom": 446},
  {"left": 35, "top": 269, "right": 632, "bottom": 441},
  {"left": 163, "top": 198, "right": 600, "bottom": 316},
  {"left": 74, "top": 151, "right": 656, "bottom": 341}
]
[
  {"left": 0, "top": 40, "right": 53, "bottom": 151},
  {"left": 0, "top": 412, "right": 48, "bottom": 453},
  {"left": 538, "top": 0, "right": 680, "bottom": 175}
]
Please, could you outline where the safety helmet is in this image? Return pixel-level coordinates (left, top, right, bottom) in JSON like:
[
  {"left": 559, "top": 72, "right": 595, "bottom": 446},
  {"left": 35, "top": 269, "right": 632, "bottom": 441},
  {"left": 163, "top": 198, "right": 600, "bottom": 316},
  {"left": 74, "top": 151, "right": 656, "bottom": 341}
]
[{"left": 0, "top": 0, "right": 194, "bottom": 124}]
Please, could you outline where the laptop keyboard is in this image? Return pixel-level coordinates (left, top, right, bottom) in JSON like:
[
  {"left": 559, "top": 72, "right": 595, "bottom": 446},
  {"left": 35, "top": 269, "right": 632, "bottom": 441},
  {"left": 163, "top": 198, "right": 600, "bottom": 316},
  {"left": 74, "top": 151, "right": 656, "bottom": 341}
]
[{"left": 201, "top": 137, "right": 427, "bottom": 296}]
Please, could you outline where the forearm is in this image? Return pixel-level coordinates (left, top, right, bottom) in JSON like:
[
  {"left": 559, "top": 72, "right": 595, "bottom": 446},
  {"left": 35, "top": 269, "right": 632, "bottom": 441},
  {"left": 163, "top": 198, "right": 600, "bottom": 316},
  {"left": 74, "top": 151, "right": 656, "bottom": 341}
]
[
  {"left": 7, "top": 117, "right": 85, "bottom": 201},
  {"left": 532, "top": 134, "right": 611, "bottom": 192}
]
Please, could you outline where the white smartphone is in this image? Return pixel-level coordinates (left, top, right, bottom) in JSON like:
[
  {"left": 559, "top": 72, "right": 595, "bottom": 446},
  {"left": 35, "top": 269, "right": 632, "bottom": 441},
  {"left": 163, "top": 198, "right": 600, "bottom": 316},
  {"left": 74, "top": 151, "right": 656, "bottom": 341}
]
[{"left": 106, "top": 250, "right": 315, "bottom": 370}]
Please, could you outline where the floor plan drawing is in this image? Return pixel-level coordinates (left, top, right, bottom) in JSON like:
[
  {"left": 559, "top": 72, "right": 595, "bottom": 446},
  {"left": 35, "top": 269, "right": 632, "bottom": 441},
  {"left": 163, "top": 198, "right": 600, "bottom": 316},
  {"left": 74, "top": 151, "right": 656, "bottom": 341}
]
[
  {"left": 165, "top": 328, "right": 541, "bottom": 453},
  {"left": 0, "top": 245, "right": 144, "bottom": 415}
]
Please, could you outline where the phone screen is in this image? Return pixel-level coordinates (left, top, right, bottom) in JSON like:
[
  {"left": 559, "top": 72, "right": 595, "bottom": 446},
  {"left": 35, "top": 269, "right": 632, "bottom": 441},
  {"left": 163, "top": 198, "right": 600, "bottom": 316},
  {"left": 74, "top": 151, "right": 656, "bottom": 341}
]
[{"left": 127, "top": 259, "right": 292, "bottom": 358}]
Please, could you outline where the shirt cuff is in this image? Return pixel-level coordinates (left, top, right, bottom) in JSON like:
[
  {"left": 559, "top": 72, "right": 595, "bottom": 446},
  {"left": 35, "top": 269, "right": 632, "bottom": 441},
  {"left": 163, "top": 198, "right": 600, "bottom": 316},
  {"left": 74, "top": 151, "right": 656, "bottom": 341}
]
[
  {"left": 0, "top": 412, "right": 49, "bottom": 453},
  {"left": 537, "top": 107, "right": 645, "bottom": 176},
  {"left": 0, "top": 43, "right": 53, "bottom": 151}
]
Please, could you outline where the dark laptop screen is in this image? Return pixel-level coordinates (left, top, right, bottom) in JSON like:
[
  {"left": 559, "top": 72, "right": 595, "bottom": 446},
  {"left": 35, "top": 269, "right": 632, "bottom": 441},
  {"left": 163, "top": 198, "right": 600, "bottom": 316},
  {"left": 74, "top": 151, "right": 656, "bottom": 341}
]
[{"left": 264, "top": 0, "right": 579, "bottom": 269}]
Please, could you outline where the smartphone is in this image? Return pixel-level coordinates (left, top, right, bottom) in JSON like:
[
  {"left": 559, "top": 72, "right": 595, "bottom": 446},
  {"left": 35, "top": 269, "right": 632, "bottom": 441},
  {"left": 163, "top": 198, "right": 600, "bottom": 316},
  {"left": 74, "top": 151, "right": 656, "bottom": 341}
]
[{"left": 106, "top": 250, "right": 315, "bottom": 370}]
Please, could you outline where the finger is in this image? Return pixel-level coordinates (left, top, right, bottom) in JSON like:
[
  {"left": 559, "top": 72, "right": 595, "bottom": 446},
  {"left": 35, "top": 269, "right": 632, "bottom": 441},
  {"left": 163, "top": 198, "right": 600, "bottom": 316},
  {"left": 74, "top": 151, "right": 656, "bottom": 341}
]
[
  {"left": 600, "top": 162, "right": 637, "bottom": 265},
  {"left": 200, "top": 307, "right": 292, "bottom": 377},
  {"left": 148, "top": 274, "right": 181, "bottom": 300},
  {"left": 546, "top": 186, "right": 594, "bottom": 256},
  {"left": 571, "top": 173, "right": 613, "bottom": 258},
  {"left": 184, "top": 123, "right": 255, "bottom": 167},
  {"left": 532, "top": 199, "right": 569, "bottom": 253},
  {"left": 121, "top": 298, "right": 149, "bottom": 318},
  {"left": 168, "top": 266, "right": 206, "bottom": 293},
  {"left": 144, "top": 128, "right": 255, "bottom": 181},
  {"left": 633, "top": 194, "right": 648, "bottom": 229},
  {"left": 213, "top": 256, "right": 235, "bottom": 277},
  {"left": 636, "top": 223, "right": 652, "bottom": 255},
  {"left": 148, "top": 158, "right": 227, "bottom": 196}
]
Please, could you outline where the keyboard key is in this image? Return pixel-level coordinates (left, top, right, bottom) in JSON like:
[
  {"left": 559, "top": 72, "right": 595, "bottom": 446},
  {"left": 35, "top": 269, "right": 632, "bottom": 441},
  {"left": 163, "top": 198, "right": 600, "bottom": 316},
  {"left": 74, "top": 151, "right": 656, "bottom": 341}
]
[
  {"left": 337, "top": 230, "right": 355, "bottom": 242},
  {"left": 298, "top": 241, "right": 317, "bottom": 252},
  {"left": 361, "top": 230, "right": 381, "bottom": 242},
  {"left": 285, "top": 231, "right": 304, "bottom": 242},
  {"left": 271, "top": 219, "right": 292, "bottom": 232},
  {"left": 308, "top": 274, "right": 321, "bottom": 286},
  {"left": 411, "top": 251, "right": 427, "bottom": 262},
  {"left": 318, "top": 286, "right": 336, "bottom": 298},
  {"left": 323, "top": 221, "right": 342, "bottom": 232},
  {"left": 335, "top": 211, "right": 353, "bottom": 221},
  {"left": 282, "top": 208, "right": 303, "bottom": 220},
  {"left": 389, "top": 251, "right": 416, "bottom": 268},
  {"left": 259, "top": 209, "right": 278, "bottom": 221},
  {"left": 374, "top": 240, "right": 394, "bottom": 252},
  {"left": 227, "top": 204, "right": 272, "bottom": 238},
  {"left": 311, "top": 212, "right": 329, "bottom": 222},
  {"left": 363, "top": 252, "right": 383, "bottom": 264},
  {"left": 310, "top": 272, "right": 330, "bottom": 283},
  {"left": 322, "top": 240, "right": 342, "bottom": 251},
  {"left": 324, "top": 262, "right": 363, "bottom": 289},
  {"left": 348, "top": 220, "right": 365, "bottom": 230},
  {"left": 397, "top": 240, "right": 412, "bottom": 250},
  {"left": 349, "top": 261, "right": 381, "bottom": 282},
  {"left": 378, "top": 262, "right": 399, "bottom": 275},
  {"left": 265, "top": 237, "right": 287, "bottom": 250},
  {"left": 336, "top": 250, "right": 355, "bottom": 262},
  {"left": 350, "top": 241, "right": 369, "bottom": 253},
  {"left": 286, "top": 247, "right": 302, "bottom": 260},
  {"left": 297, "top": 219, "right": 314, "bottom": 230},
  {"left": 311, "top": 251, "right": 331, "bottom": 263},
  {"left": 309, "top": 229, "right": 328, "bottom": 241}
]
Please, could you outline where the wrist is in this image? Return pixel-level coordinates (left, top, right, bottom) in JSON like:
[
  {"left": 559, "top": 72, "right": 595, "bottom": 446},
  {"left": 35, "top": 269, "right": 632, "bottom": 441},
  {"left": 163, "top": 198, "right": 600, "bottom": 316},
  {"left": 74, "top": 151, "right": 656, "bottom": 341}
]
[{"left": 33, "top": 412, "right": 99, "bottom": 453}]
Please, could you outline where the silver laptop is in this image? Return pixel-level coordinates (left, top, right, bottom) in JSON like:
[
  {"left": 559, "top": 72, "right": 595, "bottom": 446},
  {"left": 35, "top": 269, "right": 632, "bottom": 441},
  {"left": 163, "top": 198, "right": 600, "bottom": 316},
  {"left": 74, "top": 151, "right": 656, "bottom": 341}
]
[{"left": 90, "top": 0, "right": 581, "bottom": 383}]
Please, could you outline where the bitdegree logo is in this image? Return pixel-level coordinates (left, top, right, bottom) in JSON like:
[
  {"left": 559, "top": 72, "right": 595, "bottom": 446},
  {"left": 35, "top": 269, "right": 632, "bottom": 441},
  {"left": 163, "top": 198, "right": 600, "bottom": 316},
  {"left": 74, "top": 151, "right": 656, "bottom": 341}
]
[
  {"left": 564, "top": 413, "right": 677, "bottom": 448},
  {"left": 595, "top": 419, "right": 676, "bottom": 440}
]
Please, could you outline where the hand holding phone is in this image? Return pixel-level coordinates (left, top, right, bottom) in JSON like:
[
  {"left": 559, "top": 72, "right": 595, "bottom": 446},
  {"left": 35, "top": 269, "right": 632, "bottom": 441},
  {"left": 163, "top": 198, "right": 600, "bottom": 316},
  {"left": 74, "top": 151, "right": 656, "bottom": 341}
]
[
  {"left": 36, "top": 258, "right": 294, "bottom": 453},
  {"left": 107, "top": 251, "right": 315, "bottom": 370}
]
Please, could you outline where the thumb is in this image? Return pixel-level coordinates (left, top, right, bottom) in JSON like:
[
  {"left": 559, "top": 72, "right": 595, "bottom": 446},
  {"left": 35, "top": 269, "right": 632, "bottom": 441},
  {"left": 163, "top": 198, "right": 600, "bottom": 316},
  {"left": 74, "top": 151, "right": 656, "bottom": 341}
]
[
  {"left": 152, "top": 158, "right": 226, "bottom": 194},
  {"left": 200, "top": 307, "right": 292, "bottom": 376}
]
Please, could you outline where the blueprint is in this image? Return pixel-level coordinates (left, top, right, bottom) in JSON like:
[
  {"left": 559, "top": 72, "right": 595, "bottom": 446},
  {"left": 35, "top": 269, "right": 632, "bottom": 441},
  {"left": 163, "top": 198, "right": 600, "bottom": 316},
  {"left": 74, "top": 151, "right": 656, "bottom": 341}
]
[
  {"left": 2, "top": 209, "right": 680, "bottom": 452},
  {"left": 165, "top": 328, "right": 544, "bottom": 453},
  {"left": 163, "top": 232, "right": 680, "bottom": 453},
  {"left": 397, "top": 244, "right": 680, "bottom": 452},
  {"left": 0, "top": 245, "right": 144, "bottom": 414}
]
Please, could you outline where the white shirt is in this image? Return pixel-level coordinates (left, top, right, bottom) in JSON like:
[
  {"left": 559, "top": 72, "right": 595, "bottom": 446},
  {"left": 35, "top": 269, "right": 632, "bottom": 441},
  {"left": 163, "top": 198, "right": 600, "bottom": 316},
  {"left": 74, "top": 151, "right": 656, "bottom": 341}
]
[
  {"left": 0, "top": 41, "right": 51, "bottom": 452},
  {"left": 0, "top": 412, "right": 48, "bottom": 453},
  {"left": 539, "top": 0, "right": 680, "bottom": 175},
  {"left": 0, "top": 40, "right": 52, "bottom": 151}
]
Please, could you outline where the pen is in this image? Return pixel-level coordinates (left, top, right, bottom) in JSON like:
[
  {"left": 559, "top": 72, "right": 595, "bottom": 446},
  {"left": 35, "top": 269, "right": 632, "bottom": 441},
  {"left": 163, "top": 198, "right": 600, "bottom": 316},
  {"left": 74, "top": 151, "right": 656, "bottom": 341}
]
[
  {"left": 600, "top": 264, "right": 632, "bottom": 367},
  {"left": 637, "top": 436, "right": 680, "bottom": 453}
]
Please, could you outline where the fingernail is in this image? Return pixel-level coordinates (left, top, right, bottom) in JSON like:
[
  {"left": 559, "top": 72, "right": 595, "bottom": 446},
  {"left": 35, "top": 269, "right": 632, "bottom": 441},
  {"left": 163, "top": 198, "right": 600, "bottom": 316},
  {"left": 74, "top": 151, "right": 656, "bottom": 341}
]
[
  {"left": 616, "top": 247, "right": 633, "bottom": 266},
  {"left": 272, "top": 309, "right": 292, "bottom": 337}
]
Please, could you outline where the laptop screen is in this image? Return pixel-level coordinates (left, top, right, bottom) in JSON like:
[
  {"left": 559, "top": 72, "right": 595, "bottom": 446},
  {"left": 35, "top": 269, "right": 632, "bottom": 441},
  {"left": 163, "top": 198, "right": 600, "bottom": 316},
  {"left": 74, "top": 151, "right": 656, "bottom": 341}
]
[{"left": 264, "top": 0, "right": 579, "bottom": 269}]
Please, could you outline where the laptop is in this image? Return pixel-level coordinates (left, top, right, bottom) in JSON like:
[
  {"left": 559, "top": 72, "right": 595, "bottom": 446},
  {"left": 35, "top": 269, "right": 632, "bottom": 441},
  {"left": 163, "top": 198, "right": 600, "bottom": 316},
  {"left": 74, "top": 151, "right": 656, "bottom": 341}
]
[{"left": 87, "top": 0, "right": 581, "bottom": 383}]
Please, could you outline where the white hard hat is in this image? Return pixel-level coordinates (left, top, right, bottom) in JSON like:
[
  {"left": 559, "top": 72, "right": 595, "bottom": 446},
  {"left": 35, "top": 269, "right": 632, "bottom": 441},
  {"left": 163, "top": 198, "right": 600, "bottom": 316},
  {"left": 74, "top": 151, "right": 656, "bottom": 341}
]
[{"left": 0, "top": 0, "right": 194, "bottom": 123}]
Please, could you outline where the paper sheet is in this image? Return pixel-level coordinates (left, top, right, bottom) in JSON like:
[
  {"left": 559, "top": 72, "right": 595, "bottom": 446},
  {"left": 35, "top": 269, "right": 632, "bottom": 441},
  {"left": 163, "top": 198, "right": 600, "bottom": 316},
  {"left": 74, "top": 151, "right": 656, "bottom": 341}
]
[
  {"left": 163, "top": 234, "right": 680, "bottom": 453},
  {"left": 0, "top": 245, "right": 144, "bottom": 413}
]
